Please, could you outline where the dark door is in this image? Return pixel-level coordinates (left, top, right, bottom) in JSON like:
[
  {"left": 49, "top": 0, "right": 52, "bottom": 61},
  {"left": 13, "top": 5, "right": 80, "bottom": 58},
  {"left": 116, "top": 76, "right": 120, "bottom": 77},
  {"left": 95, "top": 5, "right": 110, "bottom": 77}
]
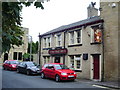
[
  {"left": 93, "top": 55, "right": 100, "bottom": 79},
  {"left": 54, "top": 57, "right": 60, "bottom": 63},
  {"left": 4, "top": 53, "right": 8, "bottom": 62}
]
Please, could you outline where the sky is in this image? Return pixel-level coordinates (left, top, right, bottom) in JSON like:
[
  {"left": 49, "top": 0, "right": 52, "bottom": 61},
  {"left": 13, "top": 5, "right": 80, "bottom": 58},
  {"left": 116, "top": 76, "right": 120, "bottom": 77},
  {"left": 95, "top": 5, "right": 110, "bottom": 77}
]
[{"left": 21, "top": 0, "right": 100, "bottom": 42}]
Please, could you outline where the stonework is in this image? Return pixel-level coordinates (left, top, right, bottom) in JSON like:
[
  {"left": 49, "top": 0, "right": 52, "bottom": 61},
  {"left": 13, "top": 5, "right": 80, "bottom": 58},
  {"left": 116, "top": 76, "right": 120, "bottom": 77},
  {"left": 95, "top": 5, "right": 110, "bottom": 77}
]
[
  {"left": 100, "top": 2, "right": 119, "bottom": 81},
  {"left": 1, "top": 27, "right": 29, "bottom": 62}
]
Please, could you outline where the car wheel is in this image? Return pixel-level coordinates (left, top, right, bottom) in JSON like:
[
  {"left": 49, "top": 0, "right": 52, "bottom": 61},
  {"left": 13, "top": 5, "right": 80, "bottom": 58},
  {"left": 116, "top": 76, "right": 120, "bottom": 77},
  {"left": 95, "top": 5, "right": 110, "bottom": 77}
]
[
  {"left": 55, "top": 75, "right": 60, "bottom": 82},
  {"left": 3, "top": 67, "right": 5, "bottom": 70},
  {"left": 9, "top": 68, "right": 12, "bottom": 71},
  {"left": 41, "top": 72, "right": 45, "bottom": 79},
  {"left": 17, "top": 69, "right": 20, "bottom": 73},
  {"left": 27, "top": 70, "right": 30, "bottom": 75}
]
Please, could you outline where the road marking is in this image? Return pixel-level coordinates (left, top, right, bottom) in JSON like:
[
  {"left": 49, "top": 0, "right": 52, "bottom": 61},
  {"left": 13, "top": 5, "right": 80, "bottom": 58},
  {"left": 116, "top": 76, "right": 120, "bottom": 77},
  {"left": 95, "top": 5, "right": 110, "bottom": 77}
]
[{"left": 93, "top": 85, "right": 109, "bottom": 89}]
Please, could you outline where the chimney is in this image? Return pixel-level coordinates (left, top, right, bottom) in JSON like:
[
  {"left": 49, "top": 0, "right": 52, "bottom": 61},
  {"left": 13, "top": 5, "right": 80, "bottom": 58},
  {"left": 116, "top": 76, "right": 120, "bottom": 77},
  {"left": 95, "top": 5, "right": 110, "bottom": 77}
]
[{"left": 87, "top": 2, "right": 98, "bottom": 18}]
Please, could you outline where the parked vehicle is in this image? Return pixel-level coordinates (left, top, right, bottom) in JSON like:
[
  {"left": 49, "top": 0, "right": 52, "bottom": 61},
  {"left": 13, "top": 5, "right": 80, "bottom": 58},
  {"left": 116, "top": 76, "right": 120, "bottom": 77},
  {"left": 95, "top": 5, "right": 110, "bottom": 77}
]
[
  {"left": 3, "top": 60, "right": 19, "bottom": 70},
  {"left": 40, "top": 63, "right": 77, "bottom": 82},
  {"left": 16, "top": 61, "right": 40, "bottom": 75}
]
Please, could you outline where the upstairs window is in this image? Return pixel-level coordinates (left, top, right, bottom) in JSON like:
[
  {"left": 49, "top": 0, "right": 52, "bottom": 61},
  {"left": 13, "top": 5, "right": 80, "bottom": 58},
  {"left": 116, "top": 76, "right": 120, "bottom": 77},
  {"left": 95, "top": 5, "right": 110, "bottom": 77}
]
[
  {"left": 48, "top": 37, "right": 51, "bottom": 47},
  {"left": 57, "top": 34, "right": 62, "bottom": 47},
  {"left": 76, "top": 29, "right": 82, "bottom": 44},
  {"left": 69, "top": 32, "right": 74, "bottom": 44},
  {"left": 91, "top": 25, "right": 102, "bottom": 44},
  {"left": 44, "top": 38, "right": 47, "bottom": 48}
]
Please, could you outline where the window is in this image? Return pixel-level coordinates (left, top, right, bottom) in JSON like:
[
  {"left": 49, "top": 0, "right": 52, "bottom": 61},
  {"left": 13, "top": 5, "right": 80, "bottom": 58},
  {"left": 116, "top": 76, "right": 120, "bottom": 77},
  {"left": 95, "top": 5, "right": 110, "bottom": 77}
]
[
  {"left": 70, "top": 56, "right": 74, "bottom": 68},
  {"left": 48, "top": 37, "right": 51, "bottom": 47},
  {"left": 13, "top": 52, "right": 17, "bottom": 60},
  {"left": 70, "top": 32, "right": 74, "bottom": 44},
  {"left": 44, "top": 38, "right": 47, "bottom": 48},
  {"left": 91, "top": 26, "right": 102, "bottom": 44},
  {"left": 43, "top": 56, "right": 50, "bottom": 64},
  {"left": 76, "top": 30, "right": 81, "bottom": 44},
  {"left": 57, "top": 34, "right": 62, "bottom": 46},
  {"left": 69, "top": 55, "right": 81, "bottom": 70},
  {"left": 69, "top": 29, "right": 82, "bottom": 45},
  {"left": 18, "top": 52, "right": 22, "bottom": 60}
]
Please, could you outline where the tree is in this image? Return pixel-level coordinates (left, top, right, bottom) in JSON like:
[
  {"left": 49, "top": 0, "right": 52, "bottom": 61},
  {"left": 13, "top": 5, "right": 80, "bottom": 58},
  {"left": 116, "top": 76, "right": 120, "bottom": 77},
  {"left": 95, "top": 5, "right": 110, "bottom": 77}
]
[
  {"left": 2, "top": 0, "right": 49, "bottom": 53},
  {"left": 28, "top": 41, "right": 38, "bottom": 54}
]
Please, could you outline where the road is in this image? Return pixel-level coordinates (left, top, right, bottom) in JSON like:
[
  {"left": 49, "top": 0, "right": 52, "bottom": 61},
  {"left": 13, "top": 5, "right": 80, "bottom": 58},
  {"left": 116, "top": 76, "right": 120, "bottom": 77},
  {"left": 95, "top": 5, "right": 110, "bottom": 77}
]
[{"left": 2, "top": 69, "right": 107, "bottom": 89}]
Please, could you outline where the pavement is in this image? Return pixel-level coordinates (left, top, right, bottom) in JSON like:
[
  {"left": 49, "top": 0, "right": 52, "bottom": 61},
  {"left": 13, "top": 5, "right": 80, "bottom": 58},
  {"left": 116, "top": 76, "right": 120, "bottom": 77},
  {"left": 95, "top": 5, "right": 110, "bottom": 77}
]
[{"left": 76, "top": 78, "right": 120, "bottom": 89}]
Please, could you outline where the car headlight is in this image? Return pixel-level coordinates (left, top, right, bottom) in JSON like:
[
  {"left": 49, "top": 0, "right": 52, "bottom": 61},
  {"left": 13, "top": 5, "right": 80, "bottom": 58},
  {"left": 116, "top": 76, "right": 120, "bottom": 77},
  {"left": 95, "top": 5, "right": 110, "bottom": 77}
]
[
  {"left": 30, "top": 68, "right": 35, "bottom": 71},
  {"left": 61, "top": 73, "right": 67, "bottom": 75},
  {"left": 74, "top": 72, "right": 76, "bottom": 74},
  {"left": 12, "top": 65, "right": 16, "bottom": 67}
]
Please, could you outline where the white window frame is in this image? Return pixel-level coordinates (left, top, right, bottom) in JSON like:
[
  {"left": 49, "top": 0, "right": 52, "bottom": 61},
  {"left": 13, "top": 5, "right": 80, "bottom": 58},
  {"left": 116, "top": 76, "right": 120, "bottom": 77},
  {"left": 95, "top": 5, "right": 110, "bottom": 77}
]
[
  {"left": 47, "top": 37, "right": 51, "bottom": 48},
  {"left": 56, "top": 34, "right": 62, "bottom": 47},
  {"left": 91, "top": 26, "right": 102, "bottom": 43},
  {"left": 75, "top": 29, "right": 82, "bottom": 44},
  {"left": 69, "top": 55, "right": 82, "bottom": 70},
  {"left": 44, "top": 38, "right": 47, "bottom": 48},
  {"left": 69, "top": 31, "right": 74, "bottom": 45}
]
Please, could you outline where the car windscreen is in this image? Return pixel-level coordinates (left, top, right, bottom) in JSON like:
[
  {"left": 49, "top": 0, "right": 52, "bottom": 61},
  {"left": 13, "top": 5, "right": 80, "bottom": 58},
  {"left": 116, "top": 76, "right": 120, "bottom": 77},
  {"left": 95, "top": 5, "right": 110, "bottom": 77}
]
[
  {"left": 26, "top": 62, "right": 36, "bottom": 67},
  {"left": 10, "top": 61, "right": 18, "bottom": 64},
  {"left": 54, "top": 64, "right": 69, "bottom": 70}
]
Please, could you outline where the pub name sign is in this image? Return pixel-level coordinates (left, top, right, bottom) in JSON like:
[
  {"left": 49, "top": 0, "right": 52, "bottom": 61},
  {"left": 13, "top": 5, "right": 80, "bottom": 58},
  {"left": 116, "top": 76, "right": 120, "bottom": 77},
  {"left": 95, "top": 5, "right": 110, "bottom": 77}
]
[{"left": 48, "top": 49, "right": 68, "bottom": 55}]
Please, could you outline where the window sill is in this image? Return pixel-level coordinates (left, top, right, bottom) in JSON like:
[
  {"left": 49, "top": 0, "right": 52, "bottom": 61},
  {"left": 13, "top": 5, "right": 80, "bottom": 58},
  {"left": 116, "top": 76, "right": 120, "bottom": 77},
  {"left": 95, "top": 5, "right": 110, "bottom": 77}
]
[
  {"left": 68, "top": 44, "right": 82, "bottom": 47},
  {"left": 73, "top": 70, "right": 82, "bottom": 72},
  {"left": 90, "top": 42, "right": 101, "bottom": 45},
  {"left": 43, "top": 48, "right": 52, "bottom": 50}
]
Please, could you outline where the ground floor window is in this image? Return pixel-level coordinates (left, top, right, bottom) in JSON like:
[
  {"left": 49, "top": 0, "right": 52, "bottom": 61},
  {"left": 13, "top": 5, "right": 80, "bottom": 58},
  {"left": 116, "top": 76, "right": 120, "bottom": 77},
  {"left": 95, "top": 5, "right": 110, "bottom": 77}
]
[
  {"left": 69, "top": 55, "right": 81, "bottom": 70},
  {"left": 43, "top": 56, "right": 50, "bottom": 64},
  {"left": 13, "top": 52, "right": 22, "bottom": 60}
]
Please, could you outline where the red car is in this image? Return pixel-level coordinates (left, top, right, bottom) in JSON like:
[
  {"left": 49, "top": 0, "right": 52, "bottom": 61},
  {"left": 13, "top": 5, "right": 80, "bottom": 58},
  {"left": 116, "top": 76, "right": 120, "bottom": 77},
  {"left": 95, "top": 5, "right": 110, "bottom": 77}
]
[
  {"left": 40, "top": 63, "right": 77, "bottom": 82},
  {"left": 3, "top": 60, "right": 19, "bottom": 70}
]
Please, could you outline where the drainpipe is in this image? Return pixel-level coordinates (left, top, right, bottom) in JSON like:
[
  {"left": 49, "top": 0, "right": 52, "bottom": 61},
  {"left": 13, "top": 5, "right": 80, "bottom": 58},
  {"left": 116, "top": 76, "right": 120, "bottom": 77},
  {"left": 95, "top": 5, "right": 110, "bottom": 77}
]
[
  {"left": 63, "top": 31, "right": 66, "bottom": 64},
  {"left": 101, "top": 23, "right": 104, "bottom": 82},
  {"left": 38, "top": 33, "right": 41, "bottom": 65}
]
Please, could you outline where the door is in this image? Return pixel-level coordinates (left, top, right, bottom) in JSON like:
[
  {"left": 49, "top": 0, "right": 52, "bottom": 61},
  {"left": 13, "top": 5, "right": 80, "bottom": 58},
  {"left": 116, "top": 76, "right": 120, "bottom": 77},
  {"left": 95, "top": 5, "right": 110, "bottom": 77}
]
[
  {"left": 54, "top": 57, "right": 60, "bottom": 63},
  {"left": 4, "top": 53, "right": 8, "bottom": 62},
  {"left": 93, "top": 55, "right": 100, "bottom": 79}
]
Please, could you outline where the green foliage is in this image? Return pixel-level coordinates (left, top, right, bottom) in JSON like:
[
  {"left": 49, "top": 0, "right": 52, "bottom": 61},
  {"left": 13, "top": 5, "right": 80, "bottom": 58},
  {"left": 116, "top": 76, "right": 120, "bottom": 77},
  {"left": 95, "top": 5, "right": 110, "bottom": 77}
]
[
  {"left": 2, "top": 0, "right": 48, "bottom": 53},
  {"left": 28, "top": 41, "right": 38, "bottom": 54},
  {"left": 23, "top": 53, "right": 30, "bottom": 61}
]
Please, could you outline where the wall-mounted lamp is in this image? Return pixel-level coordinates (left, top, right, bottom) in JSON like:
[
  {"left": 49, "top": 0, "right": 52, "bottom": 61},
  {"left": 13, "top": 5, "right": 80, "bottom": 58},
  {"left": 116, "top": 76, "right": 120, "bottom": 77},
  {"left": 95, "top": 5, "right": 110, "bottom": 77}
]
[{"left": 112, "top": 3, "right": 116, "bottom": 8}]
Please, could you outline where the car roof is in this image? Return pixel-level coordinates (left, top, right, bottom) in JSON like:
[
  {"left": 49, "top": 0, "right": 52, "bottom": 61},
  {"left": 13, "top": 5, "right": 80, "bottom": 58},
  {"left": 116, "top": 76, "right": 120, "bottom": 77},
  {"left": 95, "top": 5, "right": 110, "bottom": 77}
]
[
  {"left": 6, "top": 60, "right": 18, "bottom": 61},
  {"left": 45, "top": 63, "right": 63, "bottom": 65}
]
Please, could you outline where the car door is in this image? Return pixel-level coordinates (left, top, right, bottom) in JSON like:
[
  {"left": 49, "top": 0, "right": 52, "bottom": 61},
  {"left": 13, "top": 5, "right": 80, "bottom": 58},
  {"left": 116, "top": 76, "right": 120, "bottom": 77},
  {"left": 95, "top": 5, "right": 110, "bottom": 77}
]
[
  {"left": 22, "top": 63, "right": 27, "bottom": 73},
  {"left": 3, "top": 61, "right": 8, "bottom": 69},
  {"left": 47, "top": 64, "right": 56, "bottom": 78},
  {"left": 6, "top": 61, "right": 10, "bottom": 69},
  {"left": 17, "top": 62, "right": 23, "bottom": 72}
]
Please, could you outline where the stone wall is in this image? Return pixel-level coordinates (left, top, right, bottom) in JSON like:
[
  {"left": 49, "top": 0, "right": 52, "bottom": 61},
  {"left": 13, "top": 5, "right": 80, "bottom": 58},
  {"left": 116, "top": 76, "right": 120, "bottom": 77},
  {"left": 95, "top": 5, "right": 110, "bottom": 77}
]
[{"left": 100, "top": 2, "right": 119, "bottom": 81}]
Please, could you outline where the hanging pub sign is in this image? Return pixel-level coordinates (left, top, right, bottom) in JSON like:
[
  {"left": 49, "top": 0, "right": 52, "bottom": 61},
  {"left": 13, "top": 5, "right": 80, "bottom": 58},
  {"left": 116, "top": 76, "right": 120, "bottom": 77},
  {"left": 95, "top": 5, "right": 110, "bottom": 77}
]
[
  {"left": 94, "top": 28, "right": 102, "bottom": 43},
  {"left": 48, "top": 48, "right": 68, "bottom": 55}
]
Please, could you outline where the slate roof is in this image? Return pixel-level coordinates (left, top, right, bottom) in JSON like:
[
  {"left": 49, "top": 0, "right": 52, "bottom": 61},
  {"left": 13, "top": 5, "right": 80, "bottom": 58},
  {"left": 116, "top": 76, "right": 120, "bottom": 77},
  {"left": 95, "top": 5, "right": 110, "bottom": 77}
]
[{"left": 41, "top": 16, "right": 103, "bottom": 36}]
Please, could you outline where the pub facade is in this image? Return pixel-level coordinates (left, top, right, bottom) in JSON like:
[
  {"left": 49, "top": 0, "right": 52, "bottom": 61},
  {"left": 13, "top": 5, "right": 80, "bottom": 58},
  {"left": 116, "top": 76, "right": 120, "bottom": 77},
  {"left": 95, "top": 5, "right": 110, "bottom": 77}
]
[
  {"left": 39, "top": 1, "right": 119, "bottom": 82},
  {"left": 40, "top": 2, "right": 105, "bottom": 81}
]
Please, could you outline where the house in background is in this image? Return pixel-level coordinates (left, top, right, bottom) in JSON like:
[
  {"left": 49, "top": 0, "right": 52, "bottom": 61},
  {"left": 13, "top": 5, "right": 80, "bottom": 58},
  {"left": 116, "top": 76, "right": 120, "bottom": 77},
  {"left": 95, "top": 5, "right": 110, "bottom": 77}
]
[
  {"left": 39, "top": 1, "right": 119, "bottom": 82},
  {"left": 2, "top": 27, "right": 29, "bottom": 62}
]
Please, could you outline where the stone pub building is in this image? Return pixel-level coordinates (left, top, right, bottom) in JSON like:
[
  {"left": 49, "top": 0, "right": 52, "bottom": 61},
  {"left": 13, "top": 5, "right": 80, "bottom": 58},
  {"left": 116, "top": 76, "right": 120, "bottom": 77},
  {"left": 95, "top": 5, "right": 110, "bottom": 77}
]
[{"left": 39, "top": 1, "right": 119, "bottom": 82}]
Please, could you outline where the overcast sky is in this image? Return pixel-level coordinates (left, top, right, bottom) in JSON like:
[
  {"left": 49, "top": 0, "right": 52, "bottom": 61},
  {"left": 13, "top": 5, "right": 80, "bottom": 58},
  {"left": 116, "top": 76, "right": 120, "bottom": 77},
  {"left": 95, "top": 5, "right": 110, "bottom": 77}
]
[{"left": 21, "top": 0, "right": 100, "bottom": 42}]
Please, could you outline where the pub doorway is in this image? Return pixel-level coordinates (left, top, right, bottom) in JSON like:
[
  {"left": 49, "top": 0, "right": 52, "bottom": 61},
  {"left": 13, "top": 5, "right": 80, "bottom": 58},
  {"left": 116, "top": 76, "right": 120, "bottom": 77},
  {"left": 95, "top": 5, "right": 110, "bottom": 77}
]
[
  {"left": 54, "top": 57, "right": 60, "bottom": 63},
  {"left": 92, "top": 54, "right": 100, "bottom": 80}
]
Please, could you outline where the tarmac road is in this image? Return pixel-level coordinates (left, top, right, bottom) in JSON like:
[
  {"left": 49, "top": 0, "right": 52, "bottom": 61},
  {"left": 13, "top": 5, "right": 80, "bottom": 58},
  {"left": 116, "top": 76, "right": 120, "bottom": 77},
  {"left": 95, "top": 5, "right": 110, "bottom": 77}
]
[{"left": 2, "top": 69, "right": 107, "bottom": 89}]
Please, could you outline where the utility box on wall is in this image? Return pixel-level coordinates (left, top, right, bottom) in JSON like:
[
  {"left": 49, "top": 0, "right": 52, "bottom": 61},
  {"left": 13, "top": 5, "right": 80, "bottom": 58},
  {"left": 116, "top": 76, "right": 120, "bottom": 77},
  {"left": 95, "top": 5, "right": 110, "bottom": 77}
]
[{"left": 83, "top": 53, "right": 88, "bottom": 60}]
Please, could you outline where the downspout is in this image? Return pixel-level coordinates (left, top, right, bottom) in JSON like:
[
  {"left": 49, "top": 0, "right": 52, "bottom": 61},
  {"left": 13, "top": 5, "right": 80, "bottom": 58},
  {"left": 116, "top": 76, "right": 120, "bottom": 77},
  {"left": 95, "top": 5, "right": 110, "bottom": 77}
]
[
  {"left": 101, "top": 23, "right": 104, "bottom": 82},
  {"left": 38, "top": 33, "right": 41, "bottom": 66},
  {"left": 63, "top": 31, "right": 66, "bottom": 64}
]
